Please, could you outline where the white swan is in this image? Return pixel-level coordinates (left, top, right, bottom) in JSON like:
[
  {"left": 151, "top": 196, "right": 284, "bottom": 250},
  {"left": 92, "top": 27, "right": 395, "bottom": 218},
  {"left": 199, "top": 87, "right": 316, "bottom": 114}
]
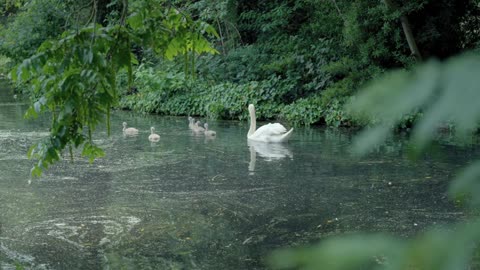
[
  {"left": 123, "top": 122, "right": 139, "bottom": 136},
  {"left": 247, "top": 104, "right": 293, "bottom": 142},
  {"left": 188, "top": 116, "right": 195, "bottom": 129},
  {"left": 204, "top": 123, "right": 216, "bottom": 137},
  {"left": 148, "top": 127, "right": 160, "bottom": 142},
  {"left": 193, "top": 121, "right": 205, "bottom": 132}
]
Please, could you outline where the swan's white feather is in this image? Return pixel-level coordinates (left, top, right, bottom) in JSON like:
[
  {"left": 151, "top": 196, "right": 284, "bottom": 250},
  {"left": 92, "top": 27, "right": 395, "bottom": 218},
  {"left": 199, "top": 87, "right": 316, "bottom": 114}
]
[
  {"left": 249, "top": 124, "right": 293, "bottom": 142},
  {"left": 247, "top": 104, "right": 293, "bottom": 143},
  {"left": 123, "top": 122, "right": 139, "bottom": 136},
  {"left": 124, "top": 127, "right": 139, "bottom": 134},
  {"left": 148, "top": 127, "right": 160, "bottom": 142},
  {"left": 149, "top": 134, "right": 160, "bottom": 141},
  {"left": 254, "top": 123, "right": 287, "bottom": 136}
]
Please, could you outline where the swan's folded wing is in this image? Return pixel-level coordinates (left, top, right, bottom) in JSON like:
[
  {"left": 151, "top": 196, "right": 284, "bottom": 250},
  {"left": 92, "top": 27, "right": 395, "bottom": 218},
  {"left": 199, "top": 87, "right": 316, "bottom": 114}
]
[{"left": 254, "top": 123, "right": 287, "bottom": 136}]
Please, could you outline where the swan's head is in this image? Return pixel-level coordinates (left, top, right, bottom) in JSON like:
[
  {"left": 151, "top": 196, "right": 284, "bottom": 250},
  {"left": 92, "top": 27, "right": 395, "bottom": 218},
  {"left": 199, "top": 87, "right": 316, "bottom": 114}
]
[
  {"left": 204, "top": 123, "right": 209, "bottom": 129},
  {"left": 195, "top": 121, "right": 201, "bottom": 126},
  {"left": 188, "top": 116, "right": 192, "bottom": 121},
  {"left": 151, "top": 127, "right": 155, "bottom": 132},
  {"left": 248, "top": 104, "right": 255, "bottom": 113},
  {"left": 122, "top": 122, "right": 127, "bottom": 128}
]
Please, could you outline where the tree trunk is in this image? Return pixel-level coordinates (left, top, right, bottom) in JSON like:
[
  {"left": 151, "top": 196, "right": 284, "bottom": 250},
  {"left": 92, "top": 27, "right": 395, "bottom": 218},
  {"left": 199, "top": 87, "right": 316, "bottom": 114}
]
[{"left": 383, "top": 0, "right": 423, "bottom": 61}]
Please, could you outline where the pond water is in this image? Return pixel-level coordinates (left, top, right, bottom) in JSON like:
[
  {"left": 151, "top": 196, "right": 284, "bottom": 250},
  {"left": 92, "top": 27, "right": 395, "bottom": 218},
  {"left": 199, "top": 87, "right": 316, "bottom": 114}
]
[{"left": 0, "top": 81, "right": 474, "bottom": 269}]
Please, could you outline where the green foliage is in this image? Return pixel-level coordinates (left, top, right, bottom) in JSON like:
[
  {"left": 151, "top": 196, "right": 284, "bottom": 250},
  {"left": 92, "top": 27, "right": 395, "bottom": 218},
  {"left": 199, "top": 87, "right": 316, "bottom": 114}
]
[
  {"left": 118, "top": 0, "right": 479, "bottom": 129},
  {"left": 323, "top": 99, "right": 352, "bottom": 128},
  {"left": 406, "top": 0, "right": 480, "bottom": 59},
  {"left": 184, "top": 0, "right": 240, "bottom": 52},
  {"left": 268, "top": 52, "right": 480, "bottom": 270},
  {"left": 317, "top": 0, "right": 480, "bottom": 114},
  {"left": 122, "top": 60, "right": 338, "bottom": 125},
  {"left": 3, "top": 0, "right": 480, "bottom": 173},
  {"left": 0, "top": 54, "right": 12, "bottom": 74},
  {"left": 450, "top": 160, "right": 480, "bottom": 207},
  {"left": 120, "top": 66, "right": 287, "bottom": 121},
  {"left": 0, "top": 0, "right": 70, "bottom": 61},
  {"left": 349, "top": 53, "right": 480, "bottom": 155},
  {"left": 9, "top": 0, "right": 219, "bottom": 176},
  {"left": 193, "top": 0, "right": 340, "bottom": 108},
  {"left": 128, "top": 0, "right": 219, "bottom": 77},
  {"left": 281, "top": 95, "right": 323, "bottom": 126},
  {"left": 270, "top": 221, "right": 480, "bottom": 270},
  {"left": 14, "top": 24, "right": 131, "bottom": 176},
  {"left": 0, "top": 0, "right": 26, "bottom": 19},
  {"left": 14, "top": 261, "right": 25, "bottom": 270}
]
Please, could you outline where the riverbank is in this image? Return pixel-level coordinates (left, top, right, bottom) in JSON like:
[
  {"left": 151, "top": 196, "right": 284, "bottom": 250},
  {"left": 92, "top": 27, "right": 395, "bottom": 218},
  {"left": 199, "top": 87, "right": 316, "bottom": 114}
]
[{"left": 118, "top": 69, "right": 351, "bottom": 128}]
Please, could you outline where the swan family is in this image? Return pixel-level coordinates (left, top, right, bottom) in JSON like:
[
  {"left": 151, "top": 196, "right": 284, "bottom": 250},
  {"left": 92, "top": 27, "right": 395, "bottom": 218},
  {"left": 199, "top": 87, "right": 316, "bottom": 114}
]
[{"left": 123, "top": 104, "right": 293, "bottom": 143}]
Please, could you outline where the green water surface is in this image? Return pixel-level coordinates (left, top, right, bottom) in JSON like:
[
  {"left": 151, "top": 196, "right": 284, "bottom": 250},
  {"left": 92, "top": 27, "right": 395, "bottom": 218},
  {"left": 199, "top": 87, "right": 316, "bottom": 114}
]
[{"left": 0, "top": 82, "right": 471, "bottom": 269}]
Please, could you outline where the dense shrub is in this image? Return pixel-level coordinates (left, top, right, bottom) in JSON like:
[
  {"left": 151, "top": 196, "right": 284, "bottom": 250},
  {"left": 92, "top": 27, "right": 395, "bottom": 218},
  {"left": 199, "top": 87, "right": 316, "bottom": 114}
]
[
  {"left": 0, "top": 54, "right": 12, "bottom": 75},
  {"left": 120, "top": 62, "right": 324, "bottom": 124},
  {"left": 2, "top": 0, "right": 479, "bottom": 128},
  {"left": 0, "top": 0, "right": 70, "bottom": 61}
]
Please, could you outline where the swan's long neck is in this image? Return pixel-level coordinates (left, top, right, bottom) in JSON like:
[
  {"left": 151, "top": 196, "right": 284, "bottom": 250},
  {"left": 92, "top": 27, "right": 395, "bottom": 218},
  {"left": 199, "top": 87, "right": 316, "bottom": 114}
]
[{"left": 248, "top": 107, "right": 256, "bottom": 137}]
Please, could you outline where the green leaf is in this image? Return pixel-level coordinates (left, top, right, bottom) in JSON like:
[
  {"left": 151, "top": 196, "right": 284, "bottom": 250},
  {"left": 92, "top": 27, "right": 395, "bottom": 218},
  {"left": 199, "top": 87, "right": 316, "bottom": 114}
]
[
  {"left": 347, "top": 54, "right": 480, "bottom": 155},
  {"left": 449, "top": 160, "right": 480, "bottom": 206},
  {"left": 127, "top": 12, "right": 143, "bottom": 30},
  {"left": 351, "top": 125, "right": 391, "bottom": 155},
  {"left": 268, "top": 234, "right": 406, "bottom": 270},
  {"left": 82, "top": 142, "right": 105, "bottom": 163},
  {"left": 25, "top": 106, "right": 38, "bottom": 119},
  {"left": 30, "top": 165, "right": 43, "bottom": 178},
  {"left": 27, "top": 143, "right": 38, "bottom": 159},
  {"left": 10, "top": 66, "right": 18, "bottom": 82},
  {"left": 413, "top": 55, "right": 480, "bottom": 149},
  {"left": 347, "top": 60, "right": 439, "bottom": 124}
]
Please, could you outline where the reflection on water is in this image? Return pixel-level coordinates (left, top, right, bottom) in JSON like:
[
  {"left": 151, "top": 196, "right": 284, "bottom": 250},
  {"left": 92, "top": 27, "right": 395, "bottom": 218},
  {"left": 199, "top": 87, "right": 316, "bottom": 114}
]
[
  {"left": 0, "top": 82, "right": 475, "bottom": 269},
  {"left": 248, "top": 140, "right": 293, "bottom": 173}
]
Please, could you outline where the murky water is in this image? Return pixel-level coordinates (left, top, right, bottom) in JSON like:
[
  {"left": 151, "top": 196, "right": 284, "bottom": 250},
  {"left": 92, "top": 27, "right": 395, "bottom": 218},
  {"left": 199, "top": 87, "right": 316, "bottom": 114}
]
[{"left": 0, "top": 81, "right": 474, "bottom": 269}]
